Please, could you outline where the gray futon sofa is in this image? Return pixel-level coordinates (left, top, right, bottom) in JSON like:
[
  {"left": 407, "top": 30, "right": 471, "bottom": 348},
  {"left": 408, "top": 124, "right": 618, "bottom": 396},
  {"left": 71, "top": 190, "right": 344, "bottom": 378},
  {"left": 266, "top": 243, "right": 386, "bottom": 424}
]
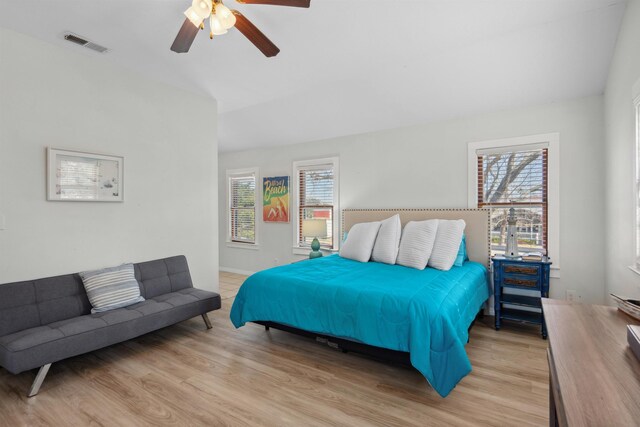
[{"left": 0, "top": 255, "right": 221, "bottom": 397}]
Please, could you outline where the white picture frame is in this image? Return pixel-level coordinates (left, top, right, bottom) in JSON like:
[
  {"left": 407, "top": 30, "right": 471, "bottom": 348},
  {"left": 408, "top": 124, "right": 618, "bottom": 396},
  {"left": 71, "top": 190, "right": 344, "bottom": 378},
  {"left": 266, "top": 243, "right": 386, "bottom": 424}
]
[{"left": 47, "top": 147, "right": 124, "bottom": 202}]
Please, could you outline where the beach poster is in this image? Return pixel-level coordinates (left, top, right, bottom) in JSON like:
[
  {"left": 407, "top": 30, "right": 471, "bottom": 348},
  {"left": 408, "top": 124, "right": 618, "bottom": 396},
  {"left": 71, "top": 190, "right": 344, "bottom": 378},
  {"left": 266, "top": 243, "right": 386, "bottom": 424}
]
[{"left": 263, "top": 176, "right": 289, "bottom": 223}]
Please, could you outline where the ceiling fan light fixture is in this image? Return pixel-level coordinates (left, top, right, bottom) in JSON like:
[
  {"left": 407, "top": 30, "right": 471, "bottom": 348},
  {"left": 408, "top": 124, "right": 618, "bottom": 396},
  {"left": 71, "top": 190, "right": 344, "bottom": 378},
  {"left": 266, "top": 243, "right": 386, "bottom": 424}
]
[
  {"left": 215, "top": 3, "right": 236, "bottom": 29},
  {"left": 184, "top": 7, "right": 204, "bottom": 27},
  {"left": 192, "top": 0, "right": 213, "bottom": 19},
  {"left": 210, "top": 14, "right": 228, "bottom": 35}
]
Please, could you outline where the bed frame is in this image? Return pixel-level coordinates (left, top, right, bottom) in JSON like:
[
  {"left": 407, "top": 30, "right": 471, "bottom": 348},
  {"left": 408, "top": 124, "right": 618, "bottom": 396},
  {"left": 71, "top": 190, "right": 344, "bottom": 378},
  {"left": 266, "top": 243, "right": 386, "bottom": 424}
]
[{"left": 254, "top": 208, "right": 491, "bottom": 366}]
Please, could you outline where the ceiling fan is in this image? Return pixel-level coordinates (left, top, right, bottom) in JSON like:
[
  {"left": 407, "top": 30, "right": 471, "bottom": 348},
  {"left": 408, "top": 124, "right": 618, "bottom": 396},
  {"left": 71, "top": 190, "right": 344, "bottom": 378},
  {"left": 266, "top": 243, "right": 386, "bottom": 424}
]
[{"left": 170, "top": 0, "right": 310, "bottom": 57}]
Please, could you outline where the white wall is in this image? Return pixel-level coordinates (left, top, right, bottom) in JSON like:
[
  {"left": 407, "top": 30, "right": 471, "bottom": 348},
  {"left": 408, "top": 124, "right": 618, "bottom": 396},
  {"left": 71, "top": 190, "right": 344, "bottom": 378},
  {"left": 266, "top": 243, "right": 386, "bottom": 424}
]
[
  {"left": 0, "top": 28, "right": 219, "bottom": 292},
  {"left": 604, "top": 0, "right": 640, "bottom": 300},
  {"left": 219, "top": 96, "right": 605, "bottom": 303}
]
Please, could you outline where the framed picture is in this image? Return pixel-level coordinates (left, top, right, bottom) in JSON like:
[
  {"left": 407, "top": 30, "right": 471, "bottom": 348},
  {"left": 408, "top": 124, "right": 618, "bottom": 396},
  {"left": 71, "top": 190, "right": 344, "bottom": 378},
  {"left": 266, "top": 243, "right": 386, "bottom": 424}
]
[
  {"left": 47, "top": 147, "right": 124, "bottom": 202},
  {"left": 263, "top": 176, "right": 289, "bottom": 223}
]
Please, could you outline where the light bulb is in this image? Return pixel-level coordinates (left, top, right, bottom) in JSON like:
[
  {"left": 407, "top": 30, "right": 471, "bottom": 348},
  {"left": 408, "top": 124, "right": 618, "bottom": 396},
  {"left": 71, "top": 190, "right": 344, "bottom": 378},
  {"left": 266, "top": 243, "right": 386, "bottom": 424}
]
[
  {"left": 210, "top": 14, "right": 227, "bottom": 35},
  {"left": 184, "top": 7, "right": 204, "bottom": 27},
  {"left": 191, "top": 0, "right": 213, "bottom": 20},
  {"left": 215, "top": 3, "right": 236, "bottom": 29}
]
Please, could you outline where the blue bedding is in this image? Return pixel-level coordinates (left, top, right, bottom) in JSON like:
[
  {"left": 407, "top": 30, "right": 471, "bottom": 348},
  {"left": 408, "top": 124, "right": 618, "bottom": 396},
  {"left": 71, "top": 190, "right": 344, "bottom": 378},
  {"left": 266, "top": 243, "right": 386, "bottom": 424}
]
[{"left": 230, "top": 254, "right": 489, "bottom": 397}]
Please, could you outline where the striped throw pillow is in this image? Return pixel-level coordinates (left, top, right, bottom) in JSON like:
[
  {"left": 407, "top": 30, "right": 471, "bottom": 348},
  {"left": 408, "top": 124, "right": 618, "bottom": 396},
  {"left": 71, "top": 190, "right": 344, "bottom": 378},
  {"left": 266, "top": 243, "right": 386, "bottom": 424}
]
[{"left": 79, "top": 264, "right": 144, "bottom": 313}]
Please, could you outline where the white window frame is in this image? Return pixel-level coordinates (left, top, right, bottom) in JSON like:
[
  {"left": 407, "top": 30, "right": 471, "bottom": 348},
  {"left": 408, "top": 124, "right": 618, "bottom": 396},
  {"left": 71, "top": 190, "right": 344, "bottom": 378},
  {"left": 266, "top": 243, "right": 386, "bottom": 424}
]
[
  {"left": 226, "top": 167, "right": 260, "bottom": 250},
  {"left": 292, "top": 157, "right": 340, "bottom": 255},
  {"left": 468, "top": 133, "right": 560, "bottom": 278},
  {"left": 632, "top": 93, "right": 640, "bottom": 273}
]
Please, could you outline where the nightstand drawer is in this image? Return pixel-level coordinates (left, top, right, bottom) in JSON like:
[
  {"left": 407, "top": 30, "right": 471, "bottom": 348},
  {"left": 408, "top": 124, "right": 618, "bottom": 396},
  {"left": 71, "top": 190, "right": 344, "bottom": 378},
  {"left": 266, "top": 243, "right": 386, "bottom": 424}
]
[
  {"left": 502, "top": 274, "right": 540, "bottom": 289},
  {"left": 502, "top": 263, "right": 540, "bottom": 276}
]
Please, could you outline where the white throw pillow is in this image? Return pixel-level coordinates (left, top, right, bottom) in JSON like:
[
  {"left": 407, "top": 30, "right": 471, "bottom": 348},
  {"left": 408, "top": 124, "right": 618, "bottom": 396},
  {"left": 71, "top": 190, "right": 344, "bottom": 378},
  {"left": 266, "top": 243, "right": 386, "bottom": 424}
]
[
  {"left": 396, "top": 220, "right": 439, "bottom": 270},
  {"left": 428, "top": 219, "right": 466, "bottom": 271},
  {"left": 339, "top": 221, "right": 382, "bottom": 262},
  {"left": 371, "top": 214, "right": 402, "bottom": 265}
]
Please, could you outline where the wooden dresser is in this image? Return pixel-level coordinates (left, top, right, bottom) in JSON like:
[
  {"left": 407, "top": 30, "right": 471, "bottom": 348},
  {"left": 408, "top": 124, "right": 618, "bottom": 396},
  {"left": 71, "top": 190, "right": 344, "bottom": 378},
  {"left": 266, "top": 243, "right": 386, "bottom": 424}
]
[{"left": 542, "top": 299, "right": 640, "bottom": 426}]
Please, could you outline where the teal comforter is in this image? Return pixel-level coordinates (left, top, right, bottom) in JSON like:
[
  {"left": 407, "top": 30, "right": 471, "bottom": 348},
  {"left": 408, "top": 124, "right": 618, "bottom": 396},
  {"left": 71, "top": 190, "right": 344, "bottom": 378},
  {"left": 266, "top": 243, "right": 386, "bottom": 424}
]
[{"left": 230, "top": 254, "right": 489, "bottom": 397}]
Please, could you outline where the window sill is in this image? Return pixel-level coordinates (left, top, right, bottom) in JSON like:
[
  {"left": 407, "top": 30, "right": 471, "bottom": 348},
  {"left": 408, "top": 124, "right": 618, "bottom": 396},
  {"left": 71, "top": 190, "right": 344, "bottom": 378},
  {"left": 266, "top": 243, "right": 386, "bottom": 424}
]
[
  {"left": 226, "top": 242, "right": 259, "bottom": 251},
  {"left": 628, "top": 265, "right": 640, "bottom": 277},
  {"left": 292, "top": 247, "right": 338, "bottom": 256}
]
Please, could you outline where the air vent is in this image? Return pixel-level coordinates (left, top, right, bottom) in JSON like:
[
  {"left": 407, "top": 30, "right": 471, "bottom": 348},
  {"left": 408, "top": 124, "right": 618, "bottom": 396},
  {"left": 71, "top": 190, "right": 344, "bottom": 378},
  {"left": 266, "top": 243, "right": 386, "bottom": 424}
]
[
  {"left": 64, "top": 33, "right": 87, "bottom": 46},
  {"left": 63, "top": 33, "right": 109, "bottom": 54},
  {"left": 84, "top": 42, "right": 109, "bottom": 53}
]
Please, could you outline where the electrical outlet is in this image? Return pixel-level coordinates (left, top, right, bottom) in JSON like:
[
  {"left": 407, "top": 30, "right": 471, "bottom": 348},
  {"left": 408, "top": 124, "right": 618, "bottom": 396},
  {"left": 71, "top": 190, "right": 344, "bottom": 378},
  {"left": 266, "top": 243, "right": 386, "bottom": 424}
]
[{"left": 566, "top": 290, "right": 577, "bottom": 302}]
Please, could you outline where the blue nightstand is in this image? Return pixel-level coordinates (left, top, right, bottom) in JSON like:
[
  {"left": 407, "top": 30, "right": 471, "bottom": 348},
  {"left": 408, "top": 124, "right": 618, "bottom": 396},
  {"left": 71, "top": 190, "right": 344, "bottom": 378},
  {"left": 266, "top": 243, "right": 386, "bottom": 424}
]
[{"left": 492, "top": 256, "right": 552, "bottom": 339}]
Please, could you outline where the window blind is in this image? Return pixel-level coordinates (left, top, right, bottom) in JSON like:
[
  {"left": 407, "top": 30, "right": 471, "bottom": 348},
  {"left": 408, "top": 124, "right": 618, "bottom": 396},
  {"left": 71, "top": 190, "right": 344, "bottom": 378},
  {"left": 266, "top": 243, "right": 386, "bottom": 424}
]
[
  {"left": 477, "top": 148, "right": 548, "bottom": 255},
  {"left": 230, "top": 174, "right": 256, "bottom": 244},
  {"left": 298, "top": 165, "right": 334, "bottom": 248}
]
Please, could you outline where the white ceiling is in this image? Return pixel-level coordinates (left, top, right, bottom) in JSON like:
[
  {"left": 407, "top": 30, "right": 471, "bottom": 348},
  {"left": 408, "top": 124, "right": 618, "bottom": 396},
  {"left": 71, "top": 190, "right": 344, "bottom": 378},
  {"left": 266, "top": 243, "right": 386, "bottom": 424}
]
[{"left": 0, "top": 0, "right": 627, "bottom": 152}]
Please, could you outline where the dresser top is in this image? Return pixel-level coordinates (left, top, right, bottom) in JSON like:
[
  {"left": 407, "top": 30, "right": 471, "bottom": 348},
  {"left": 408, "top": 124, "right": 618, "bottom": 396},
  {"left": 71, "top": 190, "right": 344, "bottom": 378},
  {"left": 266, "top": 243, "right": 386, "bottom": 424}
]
[{"left": 542, "top": 299, "right": 640, "bottom": 426}]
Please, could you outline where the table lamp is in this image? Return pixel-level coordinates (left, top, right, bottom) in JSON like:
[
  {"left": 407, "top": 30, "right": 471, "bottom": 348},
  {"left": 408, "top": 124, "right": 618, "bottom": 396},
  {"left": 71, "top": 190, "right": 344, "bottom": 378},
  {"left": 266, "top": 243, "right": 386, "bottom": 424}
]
[
  {"left": 302, "top": 219, "right": 328, "bottom": 259},
  {"left": 505, "top": 207, "right": 520, "bottom": 259}
]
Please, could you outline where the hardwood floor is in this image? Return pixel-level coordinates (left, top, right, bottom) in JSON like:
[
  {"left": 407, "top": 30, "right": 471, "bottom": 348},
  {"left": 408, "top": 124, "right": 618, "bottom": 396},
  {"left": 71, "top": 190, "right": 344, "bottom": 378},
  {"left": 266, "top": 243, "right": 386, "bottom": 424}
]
[{"left": 0, "top": 272, "right": 549, "bottom": 426}]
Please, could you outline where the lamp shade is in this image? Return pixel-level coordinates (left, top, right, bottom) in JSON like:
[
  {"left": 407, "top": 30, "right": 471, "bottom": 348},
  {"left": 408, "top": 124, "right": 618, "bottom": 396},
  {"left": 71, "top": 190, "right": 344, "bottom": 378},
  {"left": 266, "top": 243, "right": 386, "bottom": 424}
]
[
  {"left": 192, "top": 0, "right": 213, "bottom": 19},
  {"left": 184, "top": 7, "right": 204, "bottom": 27},
  {"left": 210, "top": 14, "right": 227, "bottom": 35},
  {"left": 302, "top": 219, "right": 328, "bottom": 238},
  {"left": 215, "top": 3, "right": 236, "bottom": 29}
]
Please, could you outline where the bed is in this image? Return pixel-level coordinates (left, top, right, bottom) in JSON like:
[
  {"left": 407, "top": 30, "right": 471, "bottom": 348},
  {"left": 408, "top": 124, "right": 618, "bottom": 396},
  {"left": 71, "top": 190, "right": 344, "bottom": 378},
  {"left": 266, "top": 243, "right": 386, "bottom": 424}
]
[{"left": 230, "top": 209, "right": 491, "bottom": 397}]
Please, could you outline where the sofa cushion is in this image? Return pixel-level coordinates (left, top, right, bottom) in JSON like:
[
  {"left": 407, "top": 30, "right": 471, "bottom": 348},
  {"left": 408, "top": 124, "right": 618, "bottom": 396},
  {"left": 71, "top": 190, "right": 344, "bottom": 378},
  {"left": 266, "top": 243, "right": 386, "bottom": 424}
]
[
  {"left": 154, "top": 292, "right": 197, "bottom": 306},
  {"left": 0, "top": 326, "right": 65, "bottom": 353},
  {"left": 126, "top": 300, "right": 173, "bottom": 316},
  {"left": 48, "top": 316, "right": 108, "bottom": 336},
  {"left": 0, "top": 281, "right": 40, "bottom": 337},
  {"left": 92, "top": 309, "right": 143, "bottom": 325},
  {"left": 35, "top": 274, "right": 92, "bottom": 325},
  {"left": 135, "top": 256, "right": 194, "bottom": 299}
]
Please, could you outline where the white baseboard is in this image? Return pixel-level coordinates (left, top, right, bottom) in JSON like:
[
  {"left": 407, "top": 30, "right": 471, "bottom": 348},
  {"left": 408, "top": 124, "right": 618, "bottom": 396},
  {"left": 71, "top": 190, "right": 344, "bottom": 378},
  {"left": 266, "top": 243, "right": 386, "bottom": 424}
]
[{"left": 220, "top": 266, "right": 255, "bottom": 276}]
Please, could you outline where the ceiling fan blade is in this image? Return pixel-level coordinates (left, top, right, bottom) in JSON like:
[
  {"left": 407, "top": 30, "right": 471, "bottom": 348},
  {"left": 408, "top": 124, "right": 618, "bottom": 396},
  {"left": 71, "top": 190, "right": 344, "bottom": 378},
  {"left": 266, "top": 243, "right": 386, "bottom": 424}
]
[
  {"left": 232, "top": 10, "right": 280, "bottom": 57},
  {"left": 236, "top": 0, "right": 310, "bottom": 7},
  {"left": 170, "top": 18, "right": 199, "bottom": 53}
]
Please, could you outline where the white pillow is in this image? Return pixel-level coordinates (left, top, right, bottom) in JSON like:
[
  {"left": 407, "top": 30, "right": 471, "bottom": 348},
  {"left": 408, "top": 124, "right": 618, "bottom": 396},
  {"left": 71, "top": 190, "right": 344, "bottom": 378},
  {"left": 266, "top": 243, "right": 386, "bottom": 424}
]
[
  {"left": 428, "top": 219, "right": 466, "bottom": 271},
  {"left": 371, "top": 214, "right": 401, "bottom": 264},
  {"left": 396, "top": 220, "right": 439, "bottom": 270},
  {"left": 339, "top": 221, "right": 382, "bottom": 262}
]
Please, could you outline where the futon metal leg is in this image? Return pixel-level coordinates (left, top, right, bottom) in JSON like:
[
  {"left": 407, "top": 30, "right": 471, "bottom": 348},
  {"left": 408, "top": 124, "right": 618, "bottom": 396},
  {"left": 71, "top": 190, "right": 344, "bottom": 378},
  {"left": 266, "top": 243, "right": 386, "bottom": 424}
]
[
  {"left": 28, "top": 364, "right": 51, "bottom": 397},
  {"left": 201, "top": 313, "right": 212, "bottom": 329}
]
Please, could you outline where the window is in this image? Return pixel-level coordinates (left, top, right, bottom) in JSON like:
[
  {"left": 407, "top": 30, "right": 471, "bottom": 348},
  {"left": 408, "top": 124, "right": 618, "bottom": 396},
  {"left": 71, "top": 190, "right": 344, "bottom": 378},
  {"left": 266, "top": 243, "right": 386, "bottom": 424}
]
[
  {"left": 227, "top": 168, "right": 258, "bottom": 245},
  {"left": 468, "top": 134, "right": 559, "bottom": 274},
  {"left": 478, "top": 147, "right": 548, "bottom": 255},
  {"left": 293, "top": 157, "right": 339, "bottom": 251}
]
